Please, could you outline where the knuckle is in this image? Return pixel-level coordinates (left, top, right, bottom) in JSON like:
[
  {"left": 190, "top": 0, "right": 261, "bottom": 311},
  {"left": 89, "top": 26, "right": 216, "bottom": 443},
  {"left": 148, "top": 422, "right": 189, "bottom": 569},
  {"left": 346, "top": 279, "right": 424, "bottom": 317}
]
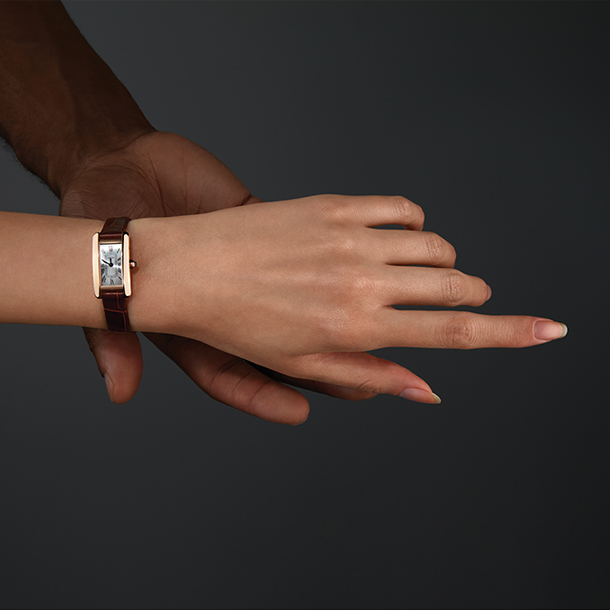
[
  {"left": 207, "top": 357, "right": 244, "bottom": 398},
  {"left": 474, "top": 279, "right": 489, "bottom": 306},
  {"left": 316, "top": 306, "right": 349, "bottom": 345},
  {"left": 424, "top": 232, "right": 446, "bottom": 265},
  {"left": 327, "top": 268, "right": 378, "bottom": 304},
  {"left": 347, "top": 269, "right": 379, "bottom": 299},
  {"left": 240, "top": 378, "right": 275, "bottom": 417},
  {"left": 446, "top": 242, "right": 457, "bottom": 267},
  {"left": 317, "top": 194, "right": 350, "bottom": 222},
  {"left": 289, "top": 352, "right": 327, "bottom": 378},
  {"left": 441, "top": 270, "right": 467, "bottom": 307},
  {"left": 334, "top": 234, "right": 360, "bottom": 258},
  {"left": 439, "top": 313, "right": 479, "bottom": 349},
  {"left": 320, "top": 311, "right": 368, "bottom": 351},
  {"left": 390, "top": 195, "right": 413, "bottom": 220},
  {"left": 315, "top": 277, "right": 375, "bottom": 350},
  {"left": 340, "top": 322, "right": 370, "bottom": 351},
  {"left": 355, "top": 377, "right": 383, "bottom": 395}
]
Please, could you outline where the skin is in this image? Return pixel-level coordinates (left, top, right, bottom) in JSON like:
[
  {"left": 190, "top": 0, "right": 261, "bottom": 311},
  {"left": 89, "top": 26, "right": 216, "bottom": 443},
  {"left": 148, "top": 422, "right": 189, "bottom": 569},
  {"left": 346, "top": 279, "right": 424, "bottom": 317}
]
[
  {"left": 0, "top": 2, "right": 567, "bottom": 425},
  {"left": 59, "top": 130, "right": 392, "bottom": 422},
  {"left": 0, "top": 199, "right": 567, "bottom": 427}
]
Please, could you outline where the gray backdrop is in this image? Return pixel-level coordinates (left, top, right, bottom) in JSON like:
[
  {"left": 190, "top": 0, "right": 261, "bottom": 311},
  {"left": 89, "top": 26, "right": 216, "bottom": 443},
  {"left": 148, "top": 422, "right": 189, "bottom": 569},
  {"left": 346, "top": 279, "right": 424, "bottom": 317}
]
[{"left": 0, "top": 1, "right": 608, "bottom": 608}]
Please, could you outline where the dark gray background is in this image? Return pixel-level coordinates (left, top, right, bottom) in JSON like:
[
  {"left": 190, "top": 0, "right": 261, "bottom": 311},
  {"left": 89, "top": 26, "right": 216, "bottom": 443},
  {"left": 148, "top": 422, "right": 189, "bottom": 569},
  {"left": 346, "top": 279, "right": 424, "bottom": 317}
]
[{"left": 0, "top": 1, "right": 608, "bottom": 608}]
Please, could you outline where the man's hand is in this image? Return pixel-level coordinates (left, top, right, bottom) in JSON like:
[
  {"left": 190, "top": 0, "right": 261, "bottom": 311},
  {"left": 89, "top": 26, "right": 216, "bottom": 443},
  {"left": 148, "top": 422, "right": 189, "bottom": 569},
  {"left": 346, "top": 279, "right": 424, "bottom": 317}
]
[{"left": 61, "top": 131, "right": 391, "bottom": 423}]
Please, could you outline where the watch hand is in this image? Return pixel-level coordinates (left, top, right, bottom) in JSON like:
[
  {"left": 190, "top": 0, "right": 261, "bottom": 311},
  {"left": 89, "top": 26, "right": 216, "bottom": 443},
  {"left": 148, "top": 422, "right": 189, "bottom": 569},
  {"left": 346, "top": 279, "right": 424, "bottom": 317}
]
[{"left": 102, "top": 259, "right": 113, "bottom": 267}]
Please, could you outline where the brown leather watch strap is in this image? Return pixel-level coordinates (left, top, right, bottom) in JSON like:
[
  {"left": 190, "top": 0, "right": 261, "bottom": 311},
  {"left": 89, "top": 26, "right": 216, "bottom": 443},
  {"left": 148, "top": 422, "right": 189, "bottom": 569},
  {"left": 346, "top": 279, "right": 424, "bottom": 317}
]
[
  {"left": 101, "top": 291, "right": 131, "bottom": 333},
  {"left": 99, "top": 217, "right": 131, "bottom": 333},
  {"left": 100, "top": 216, "right": 130, "bottom": 241}
]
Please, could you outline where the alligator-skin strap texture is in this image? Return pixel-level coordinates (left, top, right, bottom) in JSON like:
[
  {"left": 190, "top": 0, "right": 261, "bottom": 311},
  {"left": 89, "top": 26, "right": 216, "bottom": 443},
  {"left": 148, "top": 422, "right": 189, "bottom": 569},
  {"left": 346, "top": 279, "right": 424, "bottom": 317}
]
[{"left": 100, "top": 217, "right": 131, "bottom": 333}]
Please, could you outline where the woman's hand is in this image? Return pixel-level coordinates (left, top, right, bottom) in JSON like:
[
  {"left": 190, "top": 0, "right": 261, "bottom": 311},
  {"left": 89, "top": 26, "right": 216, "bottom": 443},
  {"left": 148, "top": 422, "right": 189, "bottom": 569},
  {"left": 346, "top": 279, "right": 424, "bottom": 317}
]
[
  {"left": 130, "top": 194, "right": 566, "bottom": 424},
  {"left": 60, "top": 130, "right": 262, "bottom": 404},
  {"left": 60, "top": 131, "right": 391, "bottom": 415}
]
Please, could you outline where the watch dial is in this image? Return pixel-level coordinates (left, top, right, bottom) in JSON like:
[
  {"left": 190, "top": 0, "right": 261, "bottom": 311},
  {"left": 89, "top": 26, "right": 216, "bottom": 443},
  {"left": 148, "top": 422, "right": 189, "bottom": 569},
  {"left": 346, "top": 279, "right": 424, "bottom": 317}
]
[{"left": 100, "top": 244, "right": 123, "bottom": 287}]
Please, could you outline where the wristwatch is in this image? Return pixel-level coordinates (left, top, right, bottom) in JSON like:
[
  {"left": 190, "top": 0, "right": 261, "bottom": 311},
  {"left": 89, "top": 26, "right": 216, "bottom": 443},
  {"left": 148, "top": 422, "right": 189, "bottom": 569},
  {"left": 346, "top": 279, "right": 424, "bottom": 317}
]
[{"left": 92, "top": 217, "right": 137, "bottom": 333}]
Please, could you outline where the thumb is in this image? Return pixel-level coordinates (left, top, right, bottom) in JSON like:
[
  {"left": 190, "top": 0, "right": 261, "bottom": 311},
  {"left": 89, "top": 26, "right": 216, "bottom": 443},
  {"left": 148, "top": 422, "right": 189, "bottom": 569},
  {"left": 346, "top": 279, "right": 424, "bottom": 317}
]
[
  {"left": 294, "top": 352, "right": 442, "bottom": 405},
  {"left": 145, "top": 333, "right": 310, "bottom": 425},
  {"left": 83, "top": 328, "right": 144, "bottom": 404}
]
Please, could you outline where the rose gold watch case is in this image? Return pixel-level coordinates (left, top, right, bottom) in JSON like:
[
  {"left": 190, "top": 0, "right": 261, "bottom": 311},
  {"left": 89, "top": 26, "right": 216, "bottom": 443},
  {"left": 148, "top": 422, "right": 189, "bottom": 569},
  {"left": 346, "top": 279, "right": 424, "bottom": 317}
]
[{"left": 92, "top": 232, "right": 132, "bottom": 298}]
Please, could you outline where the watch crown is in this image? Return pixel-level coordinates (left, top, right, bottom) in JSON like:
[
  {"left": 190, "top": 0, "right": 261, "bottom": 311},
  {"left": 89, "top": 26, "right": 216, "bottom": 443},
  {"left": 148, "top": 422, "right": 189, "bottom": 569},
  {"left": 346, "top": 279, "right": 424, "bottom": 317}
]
[{"left": 129, "top": 260, "right": 138, "bottom": 268}]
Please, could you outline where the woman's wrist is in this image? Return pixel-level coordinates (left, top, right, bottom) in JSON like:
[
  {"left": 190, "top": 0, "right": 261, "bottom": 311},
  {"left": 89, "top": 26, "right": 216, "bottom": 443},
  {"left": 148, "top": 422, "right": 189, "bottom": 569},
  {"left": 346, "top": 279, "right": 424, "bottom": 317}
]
[
  {"left": 126, "top": 217, "right": 179, "bottom": 335},
  {"left": 0, "top": 213, "right": 174, "bottom": 334},
  {"left": 0, "top": 212, "right": 104, "bottom": 328}
]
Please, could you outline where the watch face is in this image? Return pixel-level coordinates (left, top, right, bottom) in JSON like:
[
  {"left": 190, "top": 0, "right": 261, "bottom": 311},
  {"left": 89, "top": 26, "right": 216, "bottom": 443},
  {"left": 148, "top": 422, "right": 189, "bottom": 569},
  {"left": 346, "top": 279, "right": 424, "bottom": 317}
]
[{"left": 100, "top": 244, "right": 123, "bottom": 287}]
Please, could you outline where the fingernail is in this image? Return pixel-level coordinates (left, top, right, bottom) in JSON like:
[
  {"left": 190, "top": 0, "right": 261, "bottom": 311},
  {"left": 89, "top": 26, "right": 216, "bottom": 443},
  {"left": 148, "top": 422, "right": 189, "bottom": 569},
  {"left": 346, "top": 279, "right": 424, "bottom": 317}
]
[
  {"left": 399, "top": 388, "right": 442, "bottom": 404},
  {"left": 104, "top": 374, "right": 115, "bottom": 403},
  {"left": 534, "top": 320, "right": 568, "bottom": 342},
  {"left": 293, "top": 416, "right": 309, "bottom": 427},
  {"left": 487, "top": 285, "right": 492, "bottom": 300}
]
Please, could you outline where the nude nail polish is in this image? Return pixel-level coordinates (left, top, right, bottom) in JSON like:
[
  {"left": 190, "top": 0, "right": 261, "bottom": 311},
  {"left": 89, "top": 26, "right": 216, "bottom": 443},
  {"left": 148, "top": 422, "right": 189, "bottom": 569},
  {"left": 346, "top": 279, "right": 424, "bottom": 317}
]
[
  {"left": 399, "top": 388, "right": 442, "bottom": 404},
  {"left": 534, "top": 321, "right": 568, "bottom": 341}
]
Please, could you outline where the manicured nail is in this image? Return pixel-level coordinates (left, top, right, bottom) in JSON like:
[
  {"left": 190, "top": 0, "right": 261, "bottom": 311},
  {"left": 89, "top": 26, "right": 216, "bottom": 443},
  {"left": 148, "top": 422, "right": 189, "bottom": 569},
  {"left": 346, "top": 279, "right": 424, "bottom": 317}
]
[
  {"left": 399, "top": 388, "right": 442, "bottom": 404},
  {"left": 104, "top": 373, "right": 115, "bottom": 403},
  {"left": 534, "top": 320, "right": 568, "bottom": 341}
]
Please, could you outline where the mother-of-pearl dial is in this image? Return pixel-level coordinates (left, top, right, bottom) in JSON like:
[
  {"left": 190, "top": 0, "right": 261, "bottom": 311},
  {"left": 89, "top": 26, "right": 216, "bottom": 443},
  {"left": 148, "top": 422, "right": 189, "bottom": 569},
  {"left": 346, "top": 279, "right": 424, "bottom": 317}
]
[{"left": 100, "top": 244, "right": 123, "bottom": 287}]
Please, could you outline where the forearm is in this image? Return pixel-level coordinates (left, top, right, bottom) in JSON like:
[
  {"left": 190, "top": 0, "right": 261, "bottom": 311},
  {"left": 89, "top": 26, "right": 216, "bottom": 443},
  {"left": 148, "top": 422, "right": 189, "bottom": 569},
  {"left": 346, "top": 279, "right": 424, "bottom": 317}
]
[
  {"left": 0, "top": 212, "right": 161, "bottom": 330},
  {"left": 0, "top": 1, "right": 153, "bottom": 197}
]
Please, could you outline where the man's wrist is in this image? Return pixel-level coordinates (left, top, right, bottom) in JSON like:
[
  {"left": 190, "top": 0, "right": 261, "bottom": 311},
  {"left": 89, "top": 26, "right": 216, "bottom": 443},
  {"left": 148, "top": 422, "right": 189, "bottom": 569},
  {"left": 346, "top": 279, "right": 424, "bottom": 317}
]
[
  {"left": 45, "top": 122, "right": 156, "bottom": 198},
  {"left": 0, "top": 1, "right": 154, "bottom": 197}
]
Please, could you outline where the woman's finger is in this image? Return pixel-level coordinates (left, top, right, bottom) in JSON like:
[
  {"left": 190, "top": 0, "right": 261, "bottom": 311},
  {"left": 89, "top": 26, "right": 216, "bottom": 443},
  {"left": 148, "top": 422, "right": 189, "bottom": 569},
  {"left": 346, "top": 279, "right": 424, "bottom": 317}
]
[
  {"left": 245, "top": 360, "right": 379, "bottom": 401},
  {"left": 145, "top": 333, "right": 310, "bottom": 425},
  {"left": 381, "top": 266, "right": 491, "bottom": 307},
  {"left": 370, "top": 229, "right": 457, "bottom": 267},
  {"left": 370, "top": 310, "right": 568, "bottom": 350},
  {"left": 324, "top": 194, "right": 425, "bottom": 230},
  {"left": 292, "top": 352, "right": 440, "bottom": 404}
]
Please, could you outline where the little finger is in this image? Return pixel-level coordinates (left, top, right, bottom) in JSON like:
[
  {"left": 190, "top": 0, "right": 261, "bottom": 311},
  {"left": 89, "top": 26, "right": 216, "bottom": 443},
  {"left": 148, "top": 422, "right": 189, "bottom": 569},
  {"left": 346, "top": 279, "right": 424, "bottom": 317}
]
[{"left": 327, "top": 195, "right": 425, "bottom": 231}]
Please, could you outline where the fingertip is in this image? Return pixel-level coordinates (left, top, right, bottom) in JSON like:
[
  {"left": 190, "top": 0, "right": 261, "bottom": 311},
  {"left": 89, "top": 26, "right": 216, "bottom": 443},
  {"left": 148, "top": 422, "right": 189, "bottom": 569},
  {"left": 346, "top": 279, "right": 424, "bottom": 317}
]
[
  {"left": 104, "top": 374, "right": 115, "bottom": 403},
  {"left": 107, "top": 378, "right": 138, "bottom": 404},
  {"left": 275, "top": 390, "right": 311, "bottom": 426},
  {"left": 534, "top": 319, "right": 568, "bottom": 342},
  {"left": 398, "top": 387, "right": 442, "bottom": 404},
  {"left": 292, "top": 413, "right": 310, "bottom": 426}
]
